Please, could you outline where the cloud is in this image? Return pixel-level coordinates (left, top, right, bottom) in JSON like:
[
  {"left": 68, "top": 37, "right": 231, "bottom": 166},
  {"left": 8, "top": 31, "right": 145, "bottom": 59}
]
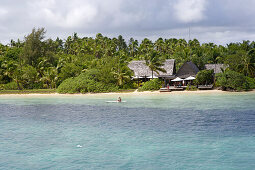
[
  {"left": 42, "top": 5, "right": 97, "bottom": 28},
  {"left": 0, "top": 0, "right": 255, "bottom": 45},
  {"left": 120, "top": 26, "right": 255, "bottom": 45},
  {"left": 28, "top": 0, "right": 98, "bottom": 28},
  {"left": 173, "top": 0, "right": 207, "bottom": 23},
  {"left": 196, "top": 28, "right": 255, "bottom": 45},
  {"left": 0, "top": 8, "right": 8, "bottom": 18}
]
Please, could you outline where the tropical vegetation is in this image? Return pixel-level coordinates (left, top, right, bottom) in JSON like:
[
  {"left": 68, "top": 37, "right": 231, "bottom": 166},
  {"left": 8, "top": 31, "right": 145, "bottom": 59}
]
[
  {"left": 0, "top": 27, "right": 254, "bottom": 93},
  {"left": 216, "top": 70, "right": 255, "bottom": 91},
  {"left": 195, "top": 70, "right": 214, "bottom": 85},
  {"left": 138, "top": 78, "right": 163, "bottom": 91}
]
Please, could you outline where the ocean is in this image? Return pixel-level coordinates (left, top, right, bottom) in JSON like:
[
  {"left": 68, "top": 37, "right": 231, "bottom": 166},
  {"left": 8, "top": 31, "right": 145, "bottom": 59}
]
[{"left": 0, "top": 92, "right": 255, "bottom": 169}]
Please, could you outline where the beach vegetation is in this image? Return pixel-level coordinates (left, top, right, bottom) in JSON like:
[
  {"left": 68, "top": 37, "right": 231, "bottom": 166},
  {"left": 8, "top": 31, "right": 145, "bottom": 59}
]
[
  {"left": 139, "top": 78, "right": 163, "bottom": 91},
  {"left": 144, "top": 50, "right": 166, "bottom": 79},
  {"left": 2, "top": 81, "right": 21, "bottom": 90},
  {"left": 57, "top": 69, "right": 118, "bottom": 93},
  {"left": 186, "top": 84, "right": 198, "bottom": 91},
  {"left": 216, "top": 70, "right": 254, "bottom": 91},
  {"left": 195, "top": 70, "right": 214, "bottom": 85},
  {"left": 1, "top": 28, "right": 255, "bottom": 93}
]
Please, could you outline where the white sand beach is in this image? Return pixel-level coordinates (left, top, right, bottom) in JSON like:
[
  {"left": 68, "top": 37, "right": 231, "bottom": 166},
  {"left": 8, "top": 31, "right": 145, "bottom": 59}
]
[{"left": 0, "top": 89, "right": 254, "bottom": 97}]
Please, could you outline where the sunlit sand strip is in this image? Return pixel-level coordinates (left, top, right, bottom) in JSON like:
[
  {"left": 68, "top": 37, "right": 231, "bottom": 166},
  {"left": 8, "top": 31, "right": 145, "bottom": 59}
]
[{"left": 0, "top": 89, "right": 254, "bottom": 97}]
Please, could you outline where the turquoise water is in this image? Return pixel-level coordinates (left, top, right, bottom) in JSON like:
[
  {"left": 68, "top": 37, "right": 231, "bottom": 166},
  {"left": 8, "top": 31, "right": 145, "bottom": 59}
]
[{"left": 0, "top": 92, "right": 255, "bottom": 169}]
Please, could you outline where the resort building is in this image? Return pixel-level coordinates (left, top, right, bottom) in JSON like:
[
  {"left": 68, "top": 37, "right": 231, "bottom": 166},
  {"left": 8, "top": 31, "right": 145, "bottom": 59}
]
[
  {"left": 170, "top": 61, "right": 200, "bottom": 86},
  {"left": 128, "top": 59, "right": 176, "bottom": 80},
  {"left": 128, "top": 60, "right": 201, "bottom": 87},
  {"left": 128, "top": 60, "right": 227, "bottom": 90},
  {"left": 176, "top": 61, "right": 200, "bottom": 79}
]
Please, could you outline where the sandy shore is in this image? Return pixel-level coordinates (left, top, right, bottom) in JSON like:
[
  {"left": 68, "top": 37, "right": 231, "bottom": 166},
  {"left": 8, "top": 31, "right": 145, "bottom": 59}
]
[{"left": 0, "top": 89, "right": 254, "bottom": 97}]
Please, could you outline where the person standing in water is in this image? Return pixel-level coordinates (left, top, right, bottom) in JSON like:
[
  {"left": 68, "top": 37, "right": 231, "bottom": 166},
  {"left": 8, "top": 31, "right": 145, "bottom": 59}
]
[{"left": 117, "top": 97, "right": 122, "bottom": 102}]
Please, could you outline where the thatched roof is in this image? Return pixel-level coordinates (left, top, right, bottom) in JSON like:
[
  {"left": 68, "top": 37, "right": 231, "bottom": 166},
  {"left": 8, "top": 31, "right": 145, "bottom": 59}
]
[
  {"left": 128, "top": 59, "right": 175, "bottom": 77},
  {"left": 205, "top": 64, "right": 227, "bottom": 74},
  {"left": 128, "top": 60, "right": 150, "bottom": 77},
  {"left": 176, "top": 61, "right": 199, "bottom": 79},
  {"left": 158, "top": 59, "right": 176, "bottom": 76}
]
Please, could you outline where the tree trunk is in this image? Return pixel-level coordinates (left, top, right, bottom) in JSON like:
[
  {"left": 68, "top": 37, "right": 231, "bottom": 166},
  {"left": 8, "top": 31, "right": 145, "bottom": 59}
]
[
  {"left": 132, "top": 45, "right": 134, "bottom": 58},
  {"left": 152, "top": 70, "right": 154, "bottom": 79}
]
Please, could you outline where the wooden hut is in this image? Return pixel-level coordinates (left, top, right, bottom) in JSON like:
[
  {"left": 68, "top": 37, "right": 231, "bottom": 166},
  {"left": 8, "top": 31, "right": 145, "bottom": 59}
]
[
  {"left": 128, "top": 59, "right": 176, "bottom": 85},
  {"left": 176, "top": 61, "right": 199, "bottom": 79},
  {"left": 175, "top": 61, "right": 199, "bottom": 86},
  {"left": 157, "top": 59, "right": 176, "bottom": 86},
  {"left": 128, "top": 60, "right": 151, "bottom": 80}
]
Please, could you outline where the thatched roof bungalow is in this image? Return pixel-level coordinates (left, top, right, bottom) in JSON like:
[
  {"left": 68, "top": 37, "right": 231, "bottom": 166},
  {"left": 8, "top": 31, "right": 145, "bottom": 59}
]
[
  {"left": 128, "top": 59, "right": 176, "bottom": 78},
  {"left": 205, "top": 64, "right": 227, "bottom": 74},
  {"left": 176, "top": 61, "right": 199, "bottom": 79},
  {"left": 128, "top": 60, "right": 150, "bottom": 78}
]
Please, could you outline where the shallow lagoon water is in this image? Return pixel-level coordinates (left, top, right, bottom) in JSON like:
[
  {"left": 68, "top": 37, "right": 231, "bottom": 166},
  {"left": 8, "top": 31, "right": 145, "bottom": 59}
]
[{"left": 0, "top": 92, "right": 255, "bottom": 169}]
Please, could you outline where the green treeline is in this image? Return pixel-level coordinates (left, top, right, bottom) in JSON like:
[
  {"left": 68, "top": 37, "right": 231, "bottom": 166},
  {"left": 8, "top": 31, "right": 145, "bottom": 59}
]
[{"left": 0, "top": 28, "right": 254, "bottom": 92}]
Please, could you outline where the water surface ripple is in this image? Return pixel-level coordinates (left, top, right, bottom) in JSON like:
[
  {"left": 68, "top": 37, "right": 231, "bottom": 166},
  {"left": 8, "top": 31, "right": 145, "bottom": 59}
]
[{"left": 0, "top": 93, "right": 255, "bottom": 169}]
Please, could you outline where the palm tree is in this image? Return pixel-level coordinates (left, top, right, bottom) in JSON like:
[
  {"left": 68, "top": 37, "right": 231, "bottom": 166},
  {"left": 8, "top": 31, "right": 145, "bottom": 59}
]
[
  {"left": 117, "top": 35, "right": 127, "bottom": 51},
  {"left": 1, "top": 60, "right": 23, "bottom": 89},
  {"left": 40, "top": 67, "right": 58, "bottom": 88},
  {"left": 226, "top": 42, "right": 255, "bottom": 78},
  {"left": 145, "top": 50, "right": 166, "bottom": 79},
  {"left": 139, "top": 38, "right": 153, "bottom": 56},
  {"left": 155, "top": 38, "right": 165, "bottom": 53},
  {"left": 238, "top": 49, "right": 255, "bottom": 77},
  {"left": 128, "top": 38, "right": 138, "bottom": 59},
  {"left": 112, "top": 51, "right": 132, "bottom": 87},
  {"left": 112, "top": 67, "right": 131, "bottom": 87}
]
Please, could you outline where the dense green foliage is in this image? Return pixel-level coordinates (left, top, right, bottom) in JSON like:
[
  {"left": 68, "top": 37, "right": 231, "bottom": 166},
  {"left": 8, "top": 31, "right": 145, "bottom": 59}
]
[
  {"left": 195, "top": 70, "right": 214, "bottom": 85},
  {"left": 145, "top": 51, "right": 166, "bottom": 78},
  {"left": 0, "top": 27, "right": 255, "bottom": 93},
  {"left": 57, "top": 70, "right": 118, "bottom": 93},
  {"left": 246, "top": 77, "right": 255, "bottom": 89},
  {"left": 216, "top": 70, "right": 255, "bottom": 91},
  {"left": 186, "top": 85, "right": 198, "bottom": 91},
  {"left": 139, "top": 78, "right": 163, "bottom": 91},
  {"left": 1, "top": 82, "right": 20, "bottom": 90}
]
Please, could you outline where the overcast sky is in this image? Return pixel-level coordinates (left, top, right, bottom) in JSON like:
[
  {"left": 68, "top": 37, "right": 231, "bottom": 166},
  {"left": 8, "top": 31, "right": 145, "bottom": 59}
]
[{"left": 0, "top": 0, "right": 255, "bottom": 45}]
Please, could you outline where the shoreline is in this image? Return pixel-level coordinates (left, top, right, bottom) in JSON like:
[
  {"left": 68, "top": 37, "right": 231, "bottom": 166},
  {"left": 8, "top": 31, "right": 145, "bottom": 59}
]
[{"left": 0, "top": 89, "right": 254, "bottom": 97}]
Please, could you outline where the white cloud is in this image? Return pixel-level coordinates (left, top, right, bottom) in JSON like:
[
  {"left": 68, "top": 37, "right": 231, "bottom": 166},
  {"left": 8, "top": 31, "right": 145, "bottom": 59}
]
[
  {"left": 0, "top": 8, "right": 8, "bottom": 17},
  {"left": 28, "top": 0, "right": 98, "bottom": 28},
  {"left": 197, "top": 29, "right": 255, "bottom": 45},
  {"left": 173, "top": 0, "right": 207, "bottom": 23},
  {"left": 42, "top": 5, "right": 97, "bottom": 28},
  {"left": 1, "top": 0, "right": 255, "bottom": 45}
]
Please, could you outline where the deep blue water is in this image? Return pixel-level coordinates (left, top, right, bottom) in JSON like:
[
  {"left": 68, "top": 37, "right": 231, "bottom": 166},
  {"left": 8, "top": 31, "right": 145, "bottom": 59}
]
[{"left": 0, "top": 92, "right": 255, "bottom": 169}]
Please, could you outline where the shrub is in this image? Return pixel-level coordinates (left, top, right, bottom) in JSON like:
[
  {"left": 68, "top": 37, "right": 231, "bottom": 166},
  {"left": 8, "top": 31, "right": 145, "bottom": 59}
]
[
  {"left": 186, "top": 84, "right": 198, "bottom": 91},
  {"left": 2, "top": 82, "right": 20, "bottom": 90},
  {"left": 0, "top": 84, "right": 3, "bottom": 90},
  {"left": 246, "top": 77, "right": 255, "bottom": 89},
  {"left": 216, "top": 70, "right": 254, "bottom": 91},
  {"left": 57, "top": 71, "right": 118, "bottom": 94},
  {"left": 57, "top": 78, "right": 76, "bottom": 93},
  {"left": 139, "top": 78, "right": 163, "bottom": 91},
  {"left": 195, "top": 70, "right": 214, "bottom": 85},
  {"left": 122, "top": 81, "right": 138, "bottom": 89}
]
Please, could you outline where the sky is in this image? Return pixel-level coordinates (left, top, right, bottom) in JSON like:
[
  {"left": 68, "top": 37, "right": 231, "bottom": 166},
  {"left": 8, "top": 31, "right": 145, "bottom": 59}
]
[{"left": 0, "top": 0, "right": 255, "bottom": 45}]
